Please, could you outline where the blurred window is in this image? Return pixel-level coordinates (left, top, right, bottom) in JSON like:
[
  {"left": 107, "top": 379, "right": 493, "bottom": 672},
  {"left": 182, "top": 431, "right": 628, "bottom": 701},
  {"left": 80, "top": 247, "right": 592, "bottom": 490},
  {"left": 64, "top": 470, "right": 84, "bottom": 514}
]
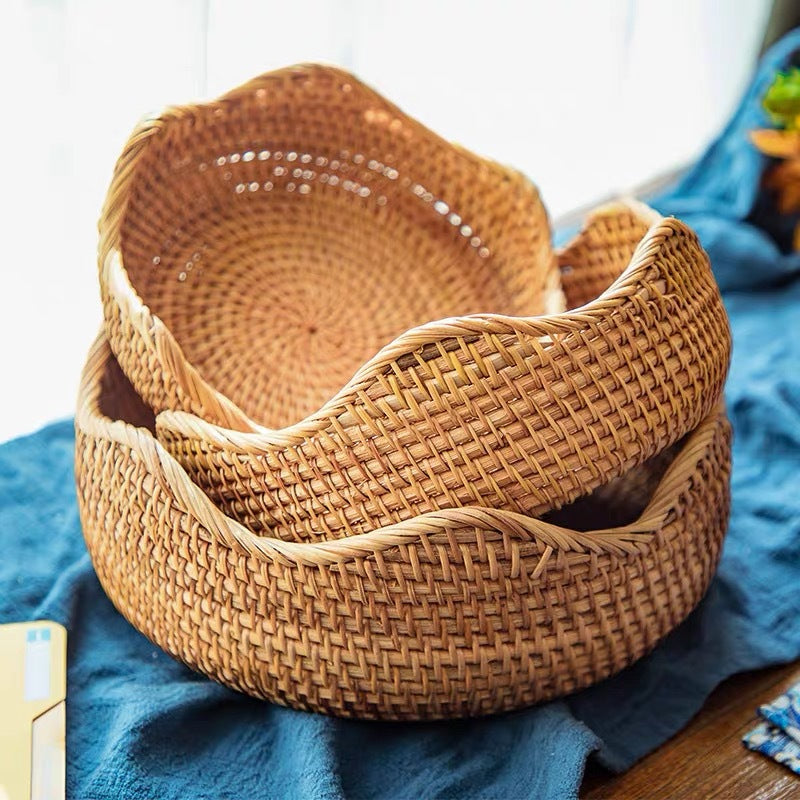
[{"left": 0, "top": 0, "right": 771, "bottom": 439}]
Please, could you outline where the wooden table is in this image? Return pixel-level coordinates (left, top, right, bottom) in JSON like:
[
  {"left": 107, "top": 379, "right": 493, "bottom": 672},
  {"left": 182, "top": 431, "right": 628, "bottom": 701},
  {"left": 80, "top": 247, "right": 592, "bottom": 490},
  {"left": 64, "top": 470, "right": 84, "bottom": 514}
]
[{"left": 581, "top": 662, "right": 800, "bottom": 799}]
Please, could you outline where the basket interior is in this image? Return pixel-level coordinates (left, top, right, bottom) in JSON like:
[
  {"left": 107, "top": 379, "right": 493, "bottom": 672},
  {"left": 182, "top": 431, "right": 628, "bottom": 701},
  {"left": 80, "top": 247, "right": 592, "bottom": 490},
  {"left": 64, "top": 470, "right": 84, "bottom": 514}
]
[
  {"left": 95, "top": 349, "right": 680, "bottom": 537},
  {"left": 543, "top": 440, "right": 679, "bottom": 530},
  {"left": 99, "top": 355, "right": 156, "bottom": 432},
  {"left": 558, "top": 206, "right": 653, "bottom": 311},
  {"left": 115, "top": 69, "right": 562, "bottom": 430}
]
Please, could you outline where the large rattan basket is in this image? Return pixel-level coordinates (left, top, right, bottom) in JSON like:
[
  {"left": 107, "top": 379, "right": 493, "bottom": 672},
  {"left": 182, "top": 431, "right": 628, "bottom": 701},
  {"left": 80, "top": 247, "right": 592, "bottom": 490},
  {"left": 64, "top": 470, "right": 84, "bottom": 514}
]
[
  {"left": 76, "top": 335, "right": 731, "bottom": 720},
  {"left": 156, "top": 201, "right": 731, "bottom": 542}
]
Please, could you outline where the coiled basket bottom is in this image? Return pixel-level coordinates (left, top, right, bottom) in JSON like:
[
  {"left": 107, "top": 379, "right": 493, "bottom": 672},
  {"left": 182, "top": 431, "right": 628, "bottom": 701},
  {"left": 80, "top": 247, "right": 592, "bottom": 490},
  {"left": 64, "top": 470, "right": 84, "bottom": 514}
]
[
  {"left": 76, "top": 336, "right": 731, "bottom": 720},
  {"left": 100, "top": 64, "right": 560, "bottom": 432}
]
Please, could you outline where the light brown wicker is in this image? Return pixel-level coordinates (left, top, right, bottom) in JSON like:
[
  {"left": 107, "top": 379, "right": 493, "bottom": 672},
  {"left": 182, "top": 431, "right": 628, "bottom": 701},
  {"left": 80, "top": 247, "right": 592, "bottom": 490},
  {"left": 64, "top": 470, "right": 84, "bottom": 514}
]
[
  {"left": 99, "top": 63, "right": 562, "bottom": 433},
  {"left": 76, "top": 335, "right": 731, "bottom": 720},
  {"left": 98, "top": 64, "right": 730, "bottom": 541},
  {"left": 155, "top": 201, "right": 731, "bottom": 542}
]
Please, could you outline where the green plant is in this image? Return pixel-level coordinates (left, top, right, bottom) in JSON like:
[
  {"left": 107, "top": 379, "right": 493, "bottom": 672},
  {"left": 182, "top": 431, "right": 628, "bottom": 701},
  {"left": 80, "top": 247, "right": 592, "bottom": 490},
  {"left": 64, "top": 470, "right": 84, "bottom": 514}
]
[{"left": 763, "top": 68, "right": 800, "bottom": 130}]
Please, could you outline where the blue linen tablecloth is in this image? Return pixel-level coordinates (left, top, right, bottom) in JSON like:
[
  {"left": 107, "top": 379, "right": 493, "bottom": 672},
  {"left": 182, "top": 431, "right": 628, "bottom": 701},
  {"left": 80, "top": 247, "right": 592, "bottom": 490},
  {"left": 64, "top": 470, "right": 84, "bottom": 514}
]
[{"left": 2, "top": 31, "right": 800, "bottom": 800}]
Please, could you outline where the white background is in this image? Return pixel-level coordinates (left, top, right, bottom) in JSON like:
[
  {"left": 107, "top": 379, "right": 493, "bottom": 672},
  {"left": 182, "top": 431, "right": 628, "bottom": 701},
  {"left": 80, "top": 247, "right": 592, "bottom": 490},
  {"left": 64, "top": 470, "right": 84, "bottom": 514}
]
[{"left": 0, "top": 0, "right": 771, "bottom": 442}]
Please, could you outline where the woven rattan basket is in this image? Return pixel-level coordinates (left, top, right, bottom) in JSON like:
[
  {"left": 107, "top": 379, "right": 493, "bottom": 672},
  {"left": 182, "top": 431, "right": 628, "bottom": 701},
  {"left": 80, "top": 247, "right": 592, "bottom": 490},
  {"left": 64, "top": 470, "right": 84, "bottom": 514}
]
[
  {"left": 99, "top": 65, "right": 730, "bottom": 539},
  {"left": 156, "top": 201, "right": 731, "bottom": 542},
  {"left": 76, "top": 335, "right": 731, "bottom": 720},
  {"left": 100, "top": 63, "right": 561, "bottom": 433}
]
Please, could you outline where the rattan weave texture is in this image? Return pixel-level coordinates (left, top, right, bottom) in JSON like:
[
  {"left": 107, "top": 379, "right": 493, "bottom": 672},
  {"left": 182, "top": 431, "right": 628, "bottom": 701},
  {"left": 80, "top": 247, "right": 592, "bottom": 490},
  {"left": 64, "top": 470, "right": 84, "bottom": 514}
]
[
  {"left": 156, "top": 201, "right": 731, "bottom": 541},
  {"left": 99, "top": 64, "right": 561, "bottom": 433},
  {"left": 98, "top": 65, "right": 730, "bottom": 540},
  {"left": 76, "top": 336, "right": 731, "bottom": 720},
  {"left": 82, "top": 64, "right": 735, "bottom": 719}
]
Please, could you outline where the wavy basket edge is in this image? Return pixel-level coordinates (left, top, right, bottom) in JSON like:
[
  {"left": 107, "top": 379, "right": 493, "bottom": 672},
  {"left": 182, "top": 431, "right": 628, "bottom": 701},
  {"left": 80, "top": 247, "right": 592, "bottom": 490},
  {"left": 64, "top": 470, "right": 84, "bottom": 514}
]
[
  {"left": 151, "top": 200, "right": 710, "bottom": 451},
  {"left": 98, "top": 62, "right": 563, "bottom": 433},
  {"left": 77, "top": 335, "right": 729, "bottom": 567},
  {"left": 75, "top": 335, "right": 732, "bottom": 718}
]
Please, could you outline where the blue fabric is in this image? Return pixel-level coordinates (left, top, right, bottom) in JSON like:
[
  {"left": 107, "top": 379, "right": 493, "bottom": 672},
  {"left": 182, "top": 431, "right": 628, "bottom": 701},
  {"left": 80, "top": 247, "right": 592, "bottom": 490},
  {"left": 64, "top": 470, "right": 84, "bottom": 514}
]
[
  {"left": 758, "top": 679, "right": 800, "bottom": 745},
  {"left": 743, "top": 721, "right": 800, "bottom": 774},
  {"left": 2, "top": 31, "right": 800, "bottom": 800},
  {"left": 743, "top": 679, "right": 800, "bottom": 774}
]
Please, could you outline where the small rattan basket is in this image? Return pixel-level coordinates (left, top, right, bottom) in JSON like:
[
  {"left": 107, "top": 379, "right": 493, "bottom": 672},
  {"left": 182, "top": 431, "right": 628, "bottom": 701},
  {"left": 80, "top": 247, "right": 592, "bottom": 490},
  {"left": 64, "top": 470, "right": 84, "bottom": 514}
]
[
  {"left": 76, "top": 336, "right": 731, "bottom": 720},
  {"left": 99, "top": 63, "right": 562, "bottom": 433},
  {"left": 156, "top": 201, "right": 731, "bottom": 541}
]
